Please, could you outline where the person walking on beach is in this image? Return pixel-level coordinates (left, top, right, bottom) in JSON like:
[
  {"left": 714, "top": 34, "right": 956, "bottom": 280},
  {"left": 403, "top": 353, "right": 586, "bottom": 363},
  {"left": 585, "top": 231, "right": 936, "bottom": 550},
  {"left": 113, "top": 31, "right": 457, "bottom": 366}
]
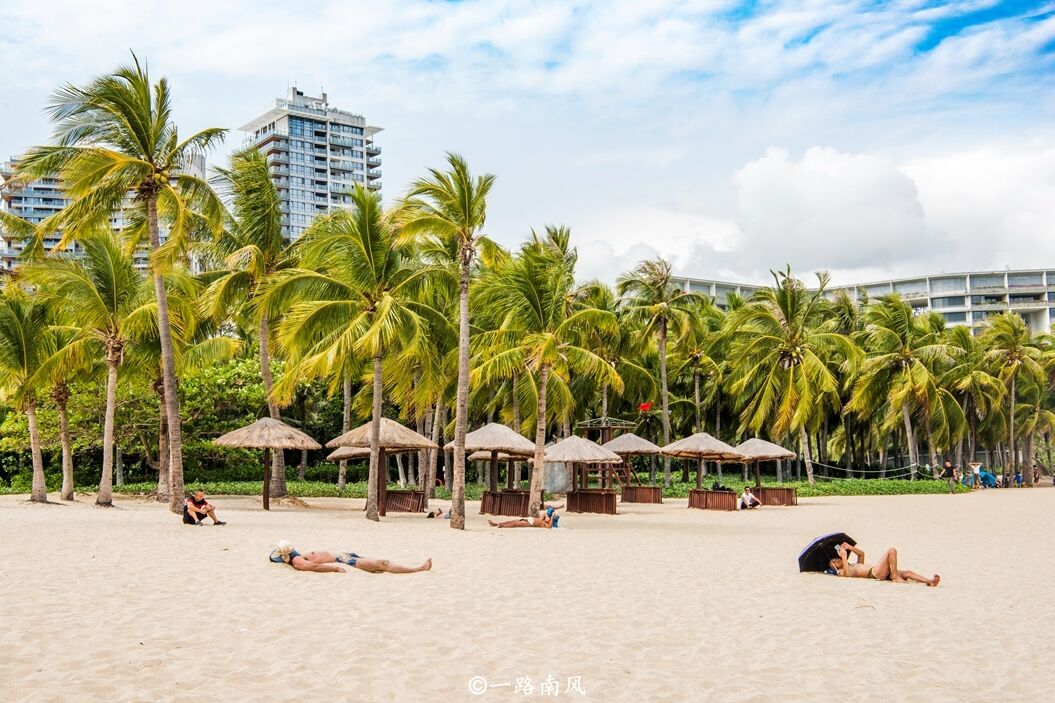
[
  {"left": 182, "top": 489, "right": 225, "bottom": 525},
  {"left": 269, "top": 541, "right": 431, "bottom": 573},
  {"left": 941, "top": 460, "right": 956, "bottom": 494},
  {"left": 828, "top": 542, "right": 940, "bottom": 587}
]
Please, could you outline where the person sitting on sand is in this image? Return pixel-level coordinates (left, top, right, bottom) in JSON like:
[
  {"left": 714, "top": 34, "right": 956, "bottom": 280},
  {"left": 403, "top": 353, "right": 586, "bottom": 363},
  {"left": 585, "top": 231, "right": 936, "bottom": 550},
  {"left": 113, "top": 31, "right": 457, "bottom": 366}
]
[
  {"left": 488, "top": 504, "right": 563, "bottom": 529},
  {"left": 828, "top": 542, "right": 940, "bottom": 587},
  {"left": 182, "top": 489, "right": 225, "bottom": 525},
  {"left": 269, "top": 540, "right": 431, "bottom": 574},
  {"left": 740, "top": 486, "right": 761, "bottom": 510}
]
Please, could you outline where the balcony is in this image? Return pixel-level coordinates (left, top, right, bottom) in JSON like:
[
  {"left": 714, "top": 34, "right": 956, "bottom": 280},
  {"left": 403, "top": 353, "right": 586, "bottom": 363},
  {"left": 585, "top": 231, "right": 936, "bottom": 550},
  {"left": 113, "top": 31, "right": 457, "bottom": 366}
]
[
  {"left": 971, "top": 301, "right": 1008, "bottom": 311},
  {"left": 365, "top": 142, "right": 381, "bottom": 154},
  {"left": 270, "top": 166, "right": 289, "bottom": 176},
  {"left": 367, "top": 169, "right": 382, "bottom": 179},
  {"left": 969, "top": 285, "right": 1006, "bottom": 294},
  {"left": 367, "top": 156, "right": 381, "bottom": 167},
  {"left": 1007, "top": 284, "right": 1046, "bottom": 294},
  {"left": 329, "top": 182, "right": 350, "bottom": 193},
  {"left": 367, "top": 181, "right": 382, "bottom": 190},
  {"left": 896, "top": 289, "right": 928, "bottom": 300}
]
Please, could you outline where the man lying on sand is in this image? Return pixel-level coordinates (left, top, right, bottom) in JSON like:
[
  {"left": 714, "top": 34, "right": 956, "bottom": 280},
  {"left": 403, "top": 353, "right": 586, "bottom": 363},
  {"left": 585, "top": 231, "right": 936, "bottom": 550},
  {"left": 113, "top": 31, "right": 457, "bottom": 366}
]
[
  {"left": 488, "top": 504, "right": 562, "bottom": 529},
  {"left": 829, "top": 542, "right": 940, "bottom": 587},
  {"left": 269, "top": 540, "right": 431, "bottom": 574}
]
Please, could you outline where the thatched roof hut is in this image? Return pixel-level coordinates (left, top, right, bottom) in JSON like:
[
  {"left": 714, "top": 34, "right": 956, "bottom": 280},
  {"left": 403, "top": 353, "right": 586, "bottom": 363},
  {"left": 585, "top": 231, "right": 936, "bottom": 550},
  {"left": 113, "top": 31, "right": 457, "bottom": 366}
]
[
  {"left": 214, "top": 417, "right": 321, "bottom": 450},
  {"left": 326, "top": 446, "right": 371, "bottom": 462},
  {"left": 735, "top": 438, "right": 796, "bottom": 461},
  {"left": 544, "top": 435, "right": 621, "bottom": 464},
  {"left": 602, "top": 432, "right": 662, "bottom": 456},
  {"left": 444, "top": 422, "right": 535, "bottom": 456},
  {"left": 468, "top": 450, "right": 520, "bottom": 462},
  {"left": 662, "top": 433, "right": 743, "bottom": 461},
  {"left": 327, "top": 417, "right": 438, "bottom": 450}
]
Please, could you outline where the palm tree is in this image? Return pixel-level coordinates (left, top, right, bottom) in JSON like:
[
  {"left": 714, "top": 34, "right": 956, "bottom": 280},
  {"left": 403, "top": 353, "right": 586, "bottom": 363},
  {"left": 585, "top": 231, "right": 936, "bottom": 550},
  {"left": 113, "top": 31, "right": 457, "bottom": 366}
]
[
  {"left": 0, "top": 288, "right": 56, "bottom": 502},
  {"left": 14, "top": 55, "right": 226, "bottom": 512},
  {"left": 396, "top": 153, "right": 495, "bottom": 530},
  {"left": 267, "top": 184, "right": 429, "bottom": 520},
  {"left": 725, "top": 268, "right": 858, "bottom": 486},
  {"left": 205, "top": 148, "right": 291, "bottom": 496},
  {"left": 473, "top": 234, "right": 621, "bottom": 513},
  {"left": 943, "top": 326, "right": 1003, "bottom": 465},
  {"left": 983, "top": 312, "right": 1045, "bottom": 485},
  {"left": 25, "top": 230, "right": 148, "bottom": 506},
  {"left": 617, "top": 259, "right": 706, "bottom": 485},
  {"left": 848, "top": 295, "right": 957, "bottom": 477}
]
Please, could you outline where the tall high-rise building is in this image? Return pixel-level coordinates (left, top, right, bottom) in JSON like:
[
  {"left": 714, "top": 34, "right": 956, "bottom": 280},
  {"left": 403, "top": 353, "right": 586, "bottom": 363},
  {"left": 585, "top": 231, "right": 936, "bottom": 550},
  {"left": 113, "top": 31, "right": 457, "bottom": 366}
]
[{"left": 240, "top": 87, "right": 382, "bottom": 240}]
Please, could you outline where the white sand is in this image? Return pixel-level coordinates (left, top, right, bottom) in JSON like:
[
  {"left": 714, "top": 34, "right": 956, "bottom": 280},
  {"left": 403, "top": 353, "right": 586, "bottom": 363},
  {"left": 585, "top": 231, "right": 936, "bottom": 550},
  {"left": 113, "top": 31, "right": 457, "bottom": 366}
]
[{"left": 1, "top": 488, "right": 1052, "bottom": 702}]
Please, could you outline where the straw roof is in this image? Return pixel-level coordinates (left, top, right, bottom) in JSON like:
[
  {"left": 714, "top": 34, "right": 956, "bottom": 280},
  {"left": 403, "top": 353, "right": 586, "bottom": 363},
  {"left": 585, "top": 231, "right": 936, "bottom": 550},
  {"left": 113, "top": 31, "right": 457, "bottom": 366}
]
[
  {"left": 467, "top": 450, "right": 524, "bottom": 462},
  {"left": 444, "top": 422, "right": 535, "bottom": 456},
  {"left": 214, "top": 418, "right": 321, "bottom": 450},
  {"left": 326, "top": 446, "right": 372, "bottom": 461},
  {"left": 662, "top": 433, "right": 743, "bottom": 460},
  {"left": 735, "top": 438, "right": 796, "bottom": 461},
  {"left": 543, "top": 435, "right": 622, "bottom": 464},
  {"left": 327, "top": 417, "right": 438, "bottom": 450},
  {"left": 602, "top": 432, "right": 662, "bottom": 456}
]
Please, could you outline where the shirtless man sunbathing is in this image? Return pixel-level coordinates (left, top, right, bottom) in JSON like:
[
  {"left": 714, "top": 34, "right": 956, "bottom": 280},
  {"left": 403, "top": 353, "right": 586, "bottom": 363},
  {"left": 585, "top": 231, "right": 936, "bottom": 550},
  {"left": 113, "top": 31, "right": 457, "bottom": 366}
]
[
  {"left": 269, "top": 541, "right": 431, "bottom": 574},
  {"left": 488, "top": 504, "right": 563, "bottom": 529},
  {"left": 829, "top": 542, "right": 940, "bottom": 587}
]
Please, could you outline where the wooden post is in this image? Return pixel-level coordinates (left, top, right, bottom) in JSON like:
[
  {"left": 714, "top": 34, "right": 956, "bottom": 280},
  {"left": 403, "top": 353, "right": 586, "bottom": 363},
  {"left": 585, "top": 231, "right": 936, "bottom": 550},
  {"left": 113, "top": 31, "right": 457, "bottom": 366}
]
[
  {"left": 378, "top": 448, "right": 388, "bottom": 517},
  {"left": 262, "top": 447, "right": 271, "bottom": 511},
  {"left": 490, "top": 451, "right": 499, "bottom": 493},
  {"left": 754, "top": 461, "right": 761, "bottom": 488},
  {"left": 696, "top": 456, "right": 703, "bottom": 489}
]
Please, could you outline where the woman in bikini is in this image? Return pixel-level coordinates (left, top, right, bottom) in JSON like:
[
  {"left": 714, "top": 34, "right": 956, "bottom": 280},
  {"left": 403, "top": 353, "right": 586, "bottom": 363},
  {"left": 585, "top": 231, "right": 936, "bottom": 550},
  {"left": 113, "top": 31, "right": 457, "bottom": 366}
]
[{"left": 828, "top": 542, "right": 940, "bottom": 587}]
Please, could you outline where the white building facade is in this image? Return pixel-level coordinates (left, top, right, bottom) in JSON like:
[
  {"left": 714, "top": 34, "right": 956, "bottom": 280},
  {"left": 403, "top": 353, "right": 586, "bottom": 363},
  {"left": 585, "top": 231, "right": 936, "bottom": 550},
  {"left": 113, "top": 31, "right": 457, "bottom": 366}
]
[
  {"left": 674, "top": 269, "right": 1055, "bottom": 334},
  {"left": 239, "top": 87, "right": 382, "bottom": 241}
]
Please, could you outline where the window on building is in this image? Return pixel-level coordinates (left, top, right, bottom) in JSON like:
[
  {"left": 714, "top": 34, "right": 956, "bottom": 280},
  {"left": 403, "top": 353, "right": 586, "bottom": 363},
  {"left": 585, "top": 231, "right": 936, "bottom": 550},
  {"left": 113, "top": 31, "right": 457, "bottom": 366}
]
[
  {"left": 1007, "top": 272, "right": 1042, "bottom": 287},
  {"left": 942, "top": 311, "right": 967, "bottom": 323},
  {"left": 931, "top": 296, "right": 965, "bottom": 309},
  {"left": 970, "top": 274, "right": 1004, "bottom": 288},
  {"left": 930, "top": 277, "right": 966, "bottom": 293}
]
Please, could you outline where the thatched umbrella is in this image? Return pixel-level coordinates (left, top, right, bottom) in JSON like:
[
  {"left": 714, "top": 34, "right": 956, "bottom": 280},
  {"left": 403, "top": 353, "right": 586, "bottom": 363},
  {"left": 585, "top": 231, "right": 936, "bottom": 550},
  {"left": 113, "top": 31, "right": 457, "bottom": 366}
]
[
  {"left": 327, "top": 446, "right": 371, "bottom": 462},
  {"left": 735, "top": 438, "right": 796, "bottom": 487},
  {"left": 327, "top": 418, "right": 438, "bottom": 515},
  {"left": 662, "top": 433, "right": 744, "bottom": 488},
  {"left": 214, "top": 417, "right": 321, "bottom": 510},
  {"left": 446, "top": 423, "right": 535, "bottom": 491},
  {"left": 602, "top": 432, "right": 662, "bottom": 488},
  {"left": 545, "top": 435, "right": 621, "bottom": 494}
]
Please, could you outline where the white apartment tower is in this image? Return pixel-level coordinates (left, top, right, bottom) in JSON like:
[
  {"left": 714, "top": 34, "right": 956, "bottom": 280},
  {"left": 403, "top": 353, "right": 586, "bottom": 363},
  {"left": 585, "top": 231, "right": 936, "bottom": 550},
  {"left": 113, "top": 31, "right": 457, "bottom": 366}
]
[{"left": 240, "top": 87, "right": 382, "bottom": 240}]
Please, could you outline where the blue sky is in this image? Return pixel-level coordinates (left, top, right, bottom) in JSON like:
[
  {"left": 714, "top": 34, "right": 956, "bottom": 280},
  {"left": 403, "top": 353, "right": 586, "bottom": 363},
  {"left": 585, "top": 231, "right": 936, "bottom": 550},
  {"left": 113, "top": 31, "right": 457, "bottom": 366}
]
[{"left": 1, "top": 0, "right": 1053, "bottom": 284}]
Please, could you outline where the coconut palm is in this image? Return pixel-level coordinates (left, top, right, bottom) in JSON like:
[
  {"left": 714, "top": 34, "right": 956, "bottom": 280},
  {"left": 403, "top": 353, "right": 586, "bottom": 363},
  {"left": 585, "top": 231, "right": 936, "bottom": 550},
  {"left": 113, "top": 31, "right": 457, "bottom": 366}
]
[
  {"left": 14, "top": 55, "right": 226, "bottom": 512},
  {"left": 473, "top": 234, "right": 622, "bottom": 513},
  {"left": 617, "top": 258, "right": 706, "bottom": 485},
  {"left": 725, "top": 268, "right": 858, "bottom": 486},
  {"left": 396, "top": 153, "right": 495, "bottom": 530},
  {"left": 943, "top": 325, "right": 1003, "bottom": 464},
  {"left": 847, "top": 295, "right": 958, "bottom": 477},
  {"left": 0, "top": 288, "right": 56, "bottom": 502},
  {"left": 24, "top": 230, "right": 149, "bottom": 506},
  {"left": 267, "top": 184, "right": 429, "bottom": 521},
  {"left": 982, "top": 312, "right": 1045, "bottom": 485},
  {"left": 205, "top": 148, "right": 292, "bottom": 495}
]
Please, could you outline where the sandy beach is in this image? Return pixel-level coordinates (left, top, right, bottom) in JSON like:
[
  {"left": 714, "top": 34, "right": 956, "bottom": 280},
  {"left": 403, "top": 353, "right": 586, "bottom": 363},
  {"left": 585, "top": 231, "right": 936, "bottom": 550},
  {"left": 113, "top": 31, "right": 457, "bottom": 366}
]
[{"left": 1, "top": 488, "right": 1052, "bottom": 702}]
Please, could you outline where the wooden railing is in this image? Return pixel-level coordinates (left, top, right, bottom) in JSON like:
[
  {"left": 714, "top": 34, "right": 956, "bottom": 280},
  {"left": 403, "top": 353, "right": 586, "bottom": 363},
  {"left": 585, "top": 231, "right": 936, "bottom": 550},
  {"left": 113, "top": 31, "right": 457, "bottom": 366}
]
[
  {"left": 567, "top": 489, "right": 617, "bottom": 515},
  {"left": 480, "top": 489, "right": 532, "bottom": 517},
  {"left": 621, "top": 485, "right": 664, "bottom": 504},
  {"left": 688, "top": 489, "right": 737, "bottom": 511}
]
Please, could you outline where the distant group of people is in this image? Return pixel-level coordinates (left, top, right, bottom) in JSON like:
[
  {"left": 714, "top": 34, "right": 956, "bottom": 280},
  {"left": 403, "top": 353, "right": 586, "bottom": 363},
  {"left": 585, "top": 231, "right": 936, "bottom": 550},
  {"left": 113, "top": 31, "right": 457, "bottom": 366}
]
[{"left": 937, "top": 459, "right": 1048, "bottom": 490}]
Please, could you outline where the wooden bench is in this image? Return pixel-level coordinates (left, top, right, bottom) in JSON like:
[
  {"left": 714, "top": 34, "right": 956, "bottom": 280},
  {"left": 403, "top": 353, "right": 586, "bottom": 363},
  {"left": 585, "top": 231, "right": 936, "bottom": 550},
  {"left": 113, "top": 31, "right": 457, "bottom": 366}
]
[
  {"left": 621, "top": 485, "right": 663, "bottom": 504},
  {"left": 753, "top": 486, "right": 798, "bottom": 506},
  {"left": 382, "top": 489, "right": 425, "bottom": 515},
  {"left": 567, "top": 489, "right": 617, "bottom": 515},
  {"left": 688, "top": 489, "right": 737, "bottom": 511},
  {"left": 480, "top": 489, "right": 532, "bottom": 517}
]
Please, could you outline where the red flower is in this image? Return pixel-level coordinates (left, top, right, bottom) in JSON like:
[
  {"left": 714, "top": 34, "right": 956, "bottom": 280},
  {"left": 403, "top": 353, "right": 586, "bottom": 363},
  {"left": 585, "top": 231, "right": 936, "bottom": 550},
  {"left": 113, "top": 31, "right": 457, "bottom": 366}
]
[{"left": 638, "top": 402, "right": 653, "bottom": 412}]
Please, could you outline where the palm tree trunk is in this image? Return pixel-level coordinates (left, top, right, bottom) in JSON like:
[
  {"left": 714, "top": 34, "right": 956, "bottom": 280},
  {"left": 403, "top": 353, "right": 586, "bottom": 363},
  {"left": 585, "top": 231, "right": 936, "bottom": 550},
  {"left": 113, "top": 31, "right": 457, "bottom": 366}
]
[
  {"left": 428, "top": 399, "right": 444, "bottom": 500},
  {"left": 529, "top": 364, "right": 550, "bottom": 514},
  {"left": 146, "top": 195, "right": 186, "bottom": 514},
  {"left": 156, "top": 389, "right": 170, "bottom": 502},
  {"left": 366, "top": 352, "right": 383, "bottom": 521},
  {"left": 1025, "top": 433, "right": 1035, "bottom": 487},
  {"left": 800, "top": 425, "right": 816, "bottom": 487},
  {"left": 56, "top": 393, "right": 74, "bottom": 501},
  {"left": 297, "top": 449, "right": 307, "bottom": 481},
  {"left": 843, "top": 415, "right": 852, "bottom": 478},
  {"left": 927, "top": 429, "right": 938, "bottom": 472},
  {"left": 512, "top": 375, "right": 522, "bottom": 485},
  {"left": 450, "top": 250, "right": 471, "bottom": 530},
  {"left": 1008, "top": 374, "right": 1017, "bottom": 476},
  {"left": 416, "top": 403, "right": 427, "bottom": 489},
  {"left": 337, "top": 372, "right": 351, "bottom": 490},
  {"left": 97, "top": 358, "right": 119, "bottom": 507},
  {"left": 901, "top": 404, "right": 918, "bottom": 479},
  {"left": 600, "top": 383, "right": 608, "bottom": 417},
  {"left": 26, "top": 402, "right": 46, "bottom": 502},
  {"left": 693, "top": 370, "right": 701, "bottom": 433},
  {"left": 659, "top": 319, "right": 671, "bottom": 487},
  {"left": 396, "top": 454, "right": 407, "bottom": 488},
  {"left": 258, "top": 314, "right": 286, "bottom": 497},
  {"left": 115, "top": 445, "right": 124, "bottom": 486}
]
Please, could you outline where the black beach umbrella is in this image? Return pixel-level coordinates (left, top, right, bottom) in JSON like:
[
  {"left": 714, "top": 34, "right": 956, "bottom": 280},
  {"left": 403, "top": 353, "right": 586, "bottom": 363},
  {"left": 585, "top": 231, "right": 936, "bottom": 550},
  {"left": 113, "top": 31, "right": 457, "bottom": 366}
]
[{"left": 798, "top": 532, "right": 857, "bottom": 573}]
